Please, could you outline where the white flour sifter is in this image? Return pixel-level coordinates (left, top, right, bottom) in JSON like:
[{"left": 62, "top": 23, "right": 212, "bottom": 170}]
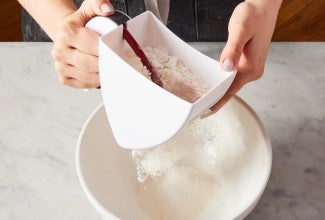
[{"left": 86, "top": 11, "right": 236, "bottom": 149}]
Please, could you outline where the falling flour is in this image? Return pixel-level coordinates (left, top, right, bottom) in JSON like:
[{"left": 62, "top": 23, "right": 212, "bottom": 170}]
[
  {"left": 134, "top": 116, "right": 226, "bottom": 220},
  {"left": 124, "top": 47, "right": 223, "bottom": 219},
  {"left": 131, "top": 117, "right": 221, "bottom": 182}
]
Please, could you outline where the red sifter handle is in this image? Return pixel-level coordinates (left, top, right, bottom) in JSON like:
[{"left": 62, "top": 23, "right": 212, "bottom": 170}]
[{"left": 122, "top": 24, "right": 163, "bottom": 87}]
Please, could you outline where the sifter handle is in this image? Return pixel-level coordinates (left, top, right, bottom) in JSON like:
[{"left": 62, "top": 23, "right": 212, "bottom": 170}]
[
  {"left": 84, "top": 11, "right": 130, "bottom": 91},
  {"left": 85, "top": 11, "right": 130, "bottom": 36}
]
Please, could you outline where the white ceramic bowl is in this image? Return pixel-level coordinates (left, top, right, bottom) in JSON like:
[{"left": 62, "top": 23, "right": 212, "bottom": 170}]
[{"left": 76, "top": 96, "right": 272, "bottom": 220}]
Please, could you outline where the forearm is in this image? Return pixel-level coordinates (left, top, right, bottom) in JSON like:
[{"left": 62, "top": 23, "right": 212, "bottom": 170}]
[
  {"left": 248, "top": 0, "right": 282, "bottom": 40},
  {"left": 17, "top": 0, "right": 78, "bottom": 40},
  {"left": 246, "top": 0, "right": 282, "bottom": 12}
]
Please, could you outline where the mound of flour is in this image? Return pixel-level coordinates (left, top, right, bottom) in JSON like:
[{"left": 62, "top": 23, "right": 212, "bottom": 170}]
[
  {"left": 137, "top": 165, "right": 219, "bottom": 220},
  {"left": 123, "top": 47, "right": 210, "bottom": 103},
  {"left": 135, "top": 113, "right": 231, "bottom": 220}
]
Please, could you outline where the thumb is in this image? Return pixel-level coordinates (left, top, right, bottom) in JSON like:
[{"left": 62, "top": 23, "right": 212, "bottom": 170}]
[
  {"left": 220, "top": 27, "right": 250, "bottom": 72},
  {"left": 75, "top": 0, "right": 115, "bottom": 24}
]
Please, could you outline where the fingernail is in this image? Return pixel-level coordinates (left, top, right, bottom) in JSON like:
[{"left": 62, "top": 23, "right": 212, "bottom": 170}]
[
  {"left": 101, "top": 3, "right": 113, "bottom": 13},
  {"left": 223, "top": 58, "right": 234, "bottom": 72}
]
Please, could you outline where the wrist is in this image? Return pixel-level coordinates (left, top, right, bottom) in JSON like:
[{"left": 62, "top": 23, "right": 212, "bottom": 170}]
[{"left": 244, "top": 0, "right": 282, "bottom": 23}]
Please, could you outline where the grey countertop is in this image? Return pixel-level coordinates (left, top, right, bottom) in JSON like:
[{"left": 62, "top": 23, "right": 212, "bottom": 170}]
[{"left": 0, "top": 42, "right": 324, "bottom": 220}]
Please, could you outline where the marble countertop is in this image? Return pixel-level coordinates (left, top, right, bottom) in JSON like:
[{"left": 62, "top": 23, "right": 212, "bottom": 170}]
[{"left": 0, "top": 42, "right": 324, "bottom": 220}]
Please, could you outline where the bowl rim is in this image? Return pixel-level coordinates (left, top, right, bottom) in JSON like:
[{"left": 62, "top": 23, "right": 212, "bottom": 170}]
[
  {"left": 76, "top": 96, "right": 272, "bottom": 220},
  {"left": 76, "top": 103, "right": 121, "bottom": 219}
]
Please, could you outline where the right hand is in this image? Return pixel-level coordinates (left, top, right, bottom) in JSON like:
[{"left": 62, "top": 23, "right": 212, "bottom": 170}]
[{"left": 51, "top": 0, "right": 114, "bottom": 88}]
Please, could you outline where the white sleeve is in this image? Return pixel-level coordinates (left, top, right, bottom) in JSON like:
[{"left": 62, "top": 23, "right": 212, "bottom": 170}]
[{"left": 143, "top": 0, "right": 170, "bottom": 25}]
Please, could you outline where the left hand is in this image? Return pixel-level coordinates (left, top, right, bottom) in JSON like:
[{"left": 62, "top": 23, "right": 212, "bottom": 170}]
[{"left": 208, "top": 0, "right": 281, "bottom": 115}]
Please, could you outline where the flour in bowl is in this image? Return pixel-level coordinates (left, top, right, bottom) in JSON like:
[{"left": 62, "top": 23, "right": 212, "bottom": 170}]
[
  {"left": 131, "top": 115, "right": 222, "bottom": 182},
  {"left": 135, "top": 113, "right": 230, "bottom": 220}
]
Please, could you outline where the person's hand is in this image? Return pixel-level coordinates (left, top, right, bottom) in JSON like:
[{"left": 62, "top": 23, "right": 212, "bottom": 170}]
[
  {"left": 51, "top": 0, "right": 114, "bottom": 88},
  {"left": 208, "top": 0, "right": 281, "bottom": 115}
]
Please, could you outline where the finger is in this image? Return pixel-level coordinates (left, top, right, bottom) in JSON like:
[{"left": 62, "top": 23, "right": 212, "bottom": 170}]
[
  {"left": 65, "top": 64, "right": 100, "bottom": 85},
  {"left": 73, "top": 0, "right": 115, "bottom": 25},
  {"left": 55, "top": 63, "right": 100, "bottom": 85},
  {"left": 54, "top": 46, "right": 99, "bottom": 72},
  {"left": 55, "top": 22, "right": 100, "bottom": 56},
  {"left": 59, "top": 77, "right": 99, "bottom": 89},
  {"left": 55, "top": 0, "right": 115, "bottom": 55},
  {"left": 64, "top": 0, "right": 115, "bottom": 54},
  {"left": 220, "top": 24, "right": 251, "bottom": 72},
  {"left": 236, "top": 37, "right": 267, "bottom": 82},
  {"left": 74, "top": 27, "right": 100, "bottom": 56},
  {"left": 202, "top": 75, "right": 246, "bottom": 118},
  {"left": 70, "top": 48, "right": 99, "bottom": 72}
]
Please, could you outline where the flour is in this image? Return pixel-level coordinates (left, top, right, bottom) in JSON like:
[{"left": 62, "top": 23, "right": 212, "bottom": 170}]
[
  {"left": 123, "top": 47, "right": 210, "bottom": 103},
  {"left": 134, "top": 115, "right": 227, "bottom": 220},
  {"left": 137, "top": 166, "right": 219, "bottom": 220},
  {"left": 131, "top": 116, "right": 222, "bottom": 182}
]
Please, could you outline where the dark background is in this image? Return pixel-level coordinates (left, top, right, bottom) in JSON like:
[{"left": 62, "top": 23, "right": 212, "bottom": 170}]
[{"left": 1, "top": 0, "right": 324, "bottom": 41}]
